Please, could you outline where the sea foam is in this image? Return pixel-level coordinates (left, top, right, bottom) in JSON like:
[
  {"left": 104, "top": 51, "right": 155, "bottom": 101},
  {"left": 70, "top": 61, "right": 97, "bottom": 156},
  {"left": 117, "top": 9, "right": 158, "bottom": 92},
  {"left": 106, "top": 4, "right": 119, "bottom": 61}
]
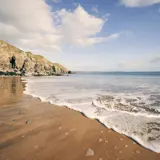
[{"left": 23, "top": 74, "right": 160, "bottom": 153}]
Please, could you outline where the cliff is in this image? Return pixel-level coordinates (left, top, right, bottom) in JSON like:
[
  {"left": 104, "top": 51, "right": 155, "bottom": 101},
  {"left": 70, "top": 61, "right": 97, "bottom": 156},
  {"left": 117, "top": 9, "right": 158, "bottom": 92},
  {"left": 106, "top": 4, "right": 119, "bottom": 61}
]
[{"left": 0, "top": 40, "right": 68, "bottom": 76}]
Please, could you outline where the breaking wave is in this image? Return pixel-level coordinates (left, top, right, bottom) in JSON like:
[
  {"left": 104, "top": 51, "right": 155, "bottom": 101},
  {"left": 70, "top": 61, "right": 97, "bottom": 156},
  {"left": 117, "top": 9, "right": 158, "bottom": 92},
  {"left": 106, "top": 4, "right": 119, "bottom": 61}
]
[{"left": 23, "top": 73, "right": 160, "bottom": 152}]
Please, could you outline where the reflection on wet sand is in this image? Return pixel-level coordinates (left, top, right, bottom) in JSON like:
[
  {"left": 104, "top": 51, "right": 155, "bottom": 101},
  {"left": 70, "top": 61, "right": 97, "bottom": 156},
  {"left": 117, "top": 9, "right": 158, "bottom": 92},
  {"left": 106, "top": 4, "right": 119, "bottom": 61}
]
[{"left": 0, "top": 77, "right": 24, "bottom": 105}]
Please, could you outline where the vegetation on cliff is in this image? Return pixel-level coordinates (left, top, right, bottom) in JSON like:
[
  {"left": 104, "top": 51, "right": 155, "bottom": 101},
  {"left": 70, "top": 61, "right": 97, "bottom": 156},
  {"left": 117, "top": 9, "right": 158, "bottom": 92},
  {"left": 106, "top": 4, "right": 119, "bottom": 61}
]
[{"left": 0, "top": 40, "right": 68, "bottom": 76}]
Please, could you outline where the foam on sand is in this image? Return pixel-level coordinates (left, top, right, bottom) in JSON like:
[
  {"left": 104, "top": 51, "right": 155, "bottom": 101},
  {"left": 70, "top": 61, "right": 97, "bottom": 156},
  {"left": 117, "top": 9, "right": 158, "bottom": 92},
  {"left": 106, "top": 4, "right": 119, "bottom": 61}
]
[{"left": 23, "top": 74, "right": 160, "bottom": 153}]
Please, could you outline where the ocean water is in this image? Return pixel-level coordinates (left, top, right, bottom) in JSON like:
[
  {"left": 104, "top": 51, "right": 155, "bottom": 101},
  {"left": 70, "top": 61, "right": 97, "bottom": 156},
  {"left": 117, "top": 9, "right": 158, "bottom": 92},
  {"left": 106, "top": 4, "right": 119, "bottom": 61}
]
[{"left": 23, "top": 72, "right": 160, "bottom": 153}]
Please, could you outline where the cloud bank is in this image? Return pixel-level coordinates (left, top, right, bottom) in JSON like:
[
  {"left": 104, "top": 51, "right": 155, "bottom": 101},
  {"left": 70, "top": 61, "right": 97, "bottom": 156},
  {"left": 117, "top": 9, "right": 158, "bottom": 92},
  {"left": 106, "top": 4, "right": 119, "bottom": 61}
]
[
  {"left": 92, "top": 6, "right": 99, "bottom": 13},
  {"left": 52, "top": 0, "right": 62, "bottom": 4},
  {"left": 150, "top": 57, "right": 160, "bottom": 63},
  {"left": 0, "top": 0, "right": 119, "bottom": 53},
  {"left": 120, "top": 0, "right": 160, "bottom": 7}
]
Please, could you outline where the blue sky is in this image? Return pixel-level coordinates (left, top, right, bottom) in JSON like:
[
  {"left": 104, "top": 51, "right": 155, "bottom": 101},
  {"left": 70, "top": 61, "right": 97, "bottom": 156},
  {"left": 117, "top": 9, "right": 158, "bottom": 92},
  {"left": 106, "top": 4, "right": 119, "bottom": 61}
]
[
  {"left": 47, "top": 0, "right": 160, "bottom": 71},
  {"left": 0, "top": 0, "right": 160, "bottom": 71}
]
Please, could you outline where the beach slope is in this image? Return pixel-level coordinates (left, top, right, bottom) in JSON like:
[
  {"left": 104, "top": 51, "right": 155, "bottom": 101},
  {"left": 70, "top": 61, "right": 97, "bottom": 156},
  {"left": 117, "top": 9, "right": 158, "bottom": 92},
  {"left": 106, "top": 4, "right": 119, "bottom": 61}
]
[{"left": 0, "top": 77, "right": 160, "bottom": 160}]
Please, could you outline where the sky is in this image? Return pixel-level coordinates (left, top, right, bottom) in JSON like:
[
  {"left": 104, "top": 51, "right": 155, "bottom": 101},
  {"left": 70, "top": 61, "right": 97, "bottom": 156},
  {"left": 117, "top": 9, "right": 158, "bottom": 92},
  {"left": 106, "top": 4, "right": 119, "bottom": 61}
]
[{"left": 0, "top": 0, "right": 160, "bottom": 71}]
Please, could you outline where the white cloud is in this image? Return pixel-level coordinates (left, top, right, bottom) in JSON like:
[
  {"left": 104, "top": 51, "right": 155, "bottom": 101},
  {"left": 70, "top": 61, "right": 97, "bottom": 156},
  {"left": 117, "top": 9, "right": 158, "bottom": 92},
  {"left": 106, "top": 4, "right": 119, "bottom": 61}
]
[
  {"left": 150, "top": 57, "right": 160, "bottom": 63},
  {"left": 0, "top": 0, "right": 119, "bottom": 53},
  {"left": 106, "top": 33, "right": 121, "bottom": 40},
  {"left": 92, "top": 6, "right": 99, "bottom": 13},
  {"left": 56, "top": 5, "right": 109, "bottom": 47},
  {"left": 102, "top": 13, "right": 111, "bottom": 21},
  {"left": 52, "top": 0, "right": 62, "bottom": 4},
  {"left": 120, "top": 0, "right": 160, "bottom": 7},
  {"left": 72, "top": 33, "right": 120, "bottom": 47},
  {"left": 117, "top": 60, "right": 146, "bottom": 71},
  {"left": 0, "top": 0, "right": 60, "bottom": 52}
]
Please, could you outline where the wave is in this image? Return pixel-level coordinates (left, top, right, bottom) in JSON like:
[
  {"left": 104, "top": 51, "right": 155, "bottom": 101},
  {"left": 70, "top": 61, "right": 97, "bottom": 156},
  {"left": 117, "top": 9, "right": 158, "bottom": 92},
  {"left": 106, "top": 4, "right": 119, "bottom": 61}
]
[
  {"left": 23, "top": 76, "right": 160, "bottom": 153},
  {"left": 94, "top": 95, "right": 160, "bottom": 117}
]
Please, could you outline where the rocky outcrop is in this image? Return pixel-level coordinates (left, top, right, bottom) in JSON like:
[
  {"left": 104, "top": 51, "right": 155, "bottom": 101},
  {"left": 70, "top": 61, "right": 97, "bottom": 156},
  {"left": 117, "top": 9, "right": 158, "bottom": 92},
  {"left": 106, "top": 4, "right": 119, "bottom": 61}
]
[{"left": 0, "top": 40, "right": 68, "bottom": 76}]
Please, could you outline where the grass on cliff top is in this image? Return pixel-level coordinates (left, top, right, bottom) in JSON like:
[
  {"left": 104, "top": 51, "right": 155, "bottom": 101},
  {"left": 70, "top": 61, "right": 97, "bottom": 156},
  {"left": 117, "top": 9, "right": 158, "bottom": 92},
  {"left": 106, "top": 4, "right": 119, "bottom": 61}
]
[
  {"left": 34, "top": 55, "right": 44, "bottom": 61},
  {"left": 26, "top": 52, "right": 45, "bottom": 62},
  {"left": 53, "top": 63, "right": 68, "bottom": 71}
]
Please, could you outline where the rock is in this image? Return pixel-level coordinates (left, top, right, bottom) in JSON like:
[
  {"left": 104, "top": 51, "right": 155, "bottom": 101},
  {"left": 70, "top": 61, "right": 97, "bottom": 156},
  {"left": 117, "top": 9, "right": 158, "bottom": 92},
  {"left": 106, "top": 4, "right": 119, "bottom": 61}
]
[
  {"left": 136, "top": 150, "right": 140, "bottom": 154},
  {"left": 25, "top": 120, "right": 31, "bottom": 124},
  {"left": 105, "top": 140, "right": 108, "bottom": 143},
  {"left": 119, "top": 150, "right": 122, "bottom": 154},
  {"left": 101, "top": 130, "right": 104, "bottom": 134},
  {"left": 58, "top": 126, "right": 62, "bottom": 130},
  {"left": 86, "top": 148, "right": 94, "bottom": 156},
  {"left": 125, "top": 145, "right": 128, "bottom": 148},
  {"left": 114, "top": 146, "right": 118, "bottom": 150},
  {"left": 18, "top": 111, "right": 24, "bottom": 114},
  {"left": 68, "top": 71, "right": 76, "bottom": 74},
  {"left": 0, "top": 40, "right": 68, "bottom": 76},
  {"left": 65, "top": 132, "right": 69, "bottom": 136}
]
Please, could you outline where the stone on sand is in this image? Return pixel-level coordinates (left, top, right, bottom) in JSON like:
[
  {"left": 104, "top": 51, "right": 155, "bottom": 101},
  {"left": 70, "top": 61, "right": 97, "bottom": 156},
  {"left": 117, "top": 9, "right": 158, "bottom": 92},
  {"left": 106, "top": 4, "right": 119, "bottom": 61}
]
[{"left": 86, "top": 148, "right": 94, "bottom": 156}]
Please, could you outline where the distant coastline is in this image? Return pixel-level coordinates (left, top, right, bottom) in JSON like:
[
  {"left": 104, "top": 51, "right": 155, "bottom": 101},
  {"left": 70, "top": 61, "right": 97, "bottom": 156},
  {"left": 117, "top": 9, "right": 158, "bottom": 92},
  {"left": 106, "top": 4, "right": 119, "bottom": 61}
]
[{"left": 75, "top": 71, "right": 160, "bottom": 76}]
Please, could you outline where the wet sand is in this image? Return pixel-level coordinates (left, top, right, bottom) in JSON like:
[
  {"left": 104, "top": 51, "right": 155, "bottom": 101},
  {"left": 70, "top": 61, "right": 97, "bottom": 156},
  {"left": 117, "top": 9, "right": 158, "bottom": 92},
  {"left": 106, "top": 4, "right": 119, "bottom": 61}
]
[{"left": 0, "top": 77, "right": 160, "bottom": 160}]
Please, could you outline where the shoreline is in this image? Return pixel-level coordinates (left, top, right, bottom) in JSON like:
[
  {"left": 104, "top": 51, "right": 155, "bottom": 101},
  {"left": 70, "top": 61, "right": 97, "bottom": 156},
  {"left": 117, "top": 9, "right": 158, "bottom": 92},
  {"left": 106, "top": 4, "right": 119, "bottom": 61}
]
[
  {"left": 36, "top": 100, "right": 160, "bottom": 154},
  {"left": 0, "top": 77, "right": 160, "bottom": 160},
  {"left": 24, "top": 77, "right": 160, "bottom": 153},
  {"left": 22, "top": 95, "right": 157, "bottom": 153}
]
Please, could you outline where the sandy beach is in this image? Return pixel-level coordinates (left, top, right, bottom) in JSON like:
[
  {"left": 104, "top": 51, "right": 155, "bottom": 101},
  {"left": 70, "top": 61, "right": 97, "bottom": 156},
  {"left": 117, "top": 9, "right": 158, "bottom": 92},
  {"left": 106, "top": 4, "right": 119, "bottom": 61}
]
[{"left": 0, "top": 77, "right": 160, "bottom": 160}]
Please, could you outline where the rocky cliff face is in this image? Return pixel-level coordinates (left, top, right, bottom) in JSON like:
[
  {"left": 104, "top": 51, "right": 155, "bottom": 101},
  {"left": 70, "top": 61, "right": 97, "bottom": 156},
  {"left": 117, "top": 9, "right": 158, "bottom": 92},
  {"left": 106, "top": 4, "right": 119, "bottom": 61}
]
[{"left": 0, "top": 40, "right": 68, "bottom": 76}]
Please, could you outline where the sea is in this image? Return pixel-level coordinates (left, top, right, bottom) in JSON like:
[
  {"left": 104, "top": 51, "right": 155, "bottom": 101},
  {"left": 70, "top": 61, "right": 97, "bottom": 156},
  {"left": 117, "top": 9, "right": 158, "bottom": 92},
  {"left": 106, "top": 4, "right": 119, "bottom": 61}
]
[{"left": 23, "top": 72, "right": 160, "bottom": 153}]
